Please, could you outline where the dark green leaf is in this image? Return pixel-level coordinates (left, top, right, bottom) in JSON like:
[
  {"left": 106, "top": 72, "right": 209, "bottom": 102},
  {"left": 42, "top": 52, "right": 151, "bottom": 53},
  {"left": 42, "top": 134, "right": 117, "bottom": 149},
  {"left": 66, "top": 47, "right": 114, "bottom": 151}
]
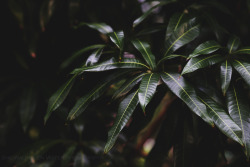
[
  {"left": 226, "top": 86, "right": 250, "bottom": 157},
  {"left": 73, "top": 151, "right": 90, "bottom": 167},
  {"left": 182, "top": 54, "right": 224, "bottom": 75},
  {"left": 198, "top": 93, "right": 243, "bottom": 146},
  {"left": 78, "top": 22, "right": 113, "bottom": 34},
  {"left": 158, "top": 54, "right": 186, "bottom": 65},
  {"left": 132, "top": 39, "right": 156, "bottom": 69},
  {"left": 85, "top": 47, "right": 104, "bottom": 66},
  {"left": 109, "top": 31, "right": 124, "bottom": 49},
  {"left": 227, "top": 35, "right": 241, "bottom": 54},
  {"left": 220, "top": 60, "right": 232, "bottom": 95},
  {"left": 161, "top": 72, "right": 214, "bottom": 126},
  {"left": 188, "top": 40, "right": 221, "bottom": 58},
  {"left": 166, "top": 12, "right": 189, "bottom": 39},
  {"left": 61, "top": 145, "right": 77, "bottom": 167},
  {"left": 104, "top": 90, "right": 139, "bottom": 153},
  {"left": 60, "top": 44, "right": 105, "bottom": 70},
  {"left": 232, "top": 60, "right": 250, "bottom": 86},
  {"left": 19, "top": 87, "right": 37, "bottom": 132},
  {"left": 136, "top": 25, "right": 166, "bottom": 36},
  {"left": 133, "top": 0, "right": 176, "bottom": 27},
  {"left": 232, "top": 47, "right": 250, "bottom": 55},
  {"left": 113, "top": 73, "right": 147, "bottom": 99},
  {"left": 71, "top": 58, "right": 150, "bottom": 74},
  {"left": 164, "top": 18, "right": 200, "bottom": 57},
  {"left": 44, "top": 74, "right": 77, "bottom": 124},
  {"left": 138, "top": 73, "right": 159, "bottom": 112}
]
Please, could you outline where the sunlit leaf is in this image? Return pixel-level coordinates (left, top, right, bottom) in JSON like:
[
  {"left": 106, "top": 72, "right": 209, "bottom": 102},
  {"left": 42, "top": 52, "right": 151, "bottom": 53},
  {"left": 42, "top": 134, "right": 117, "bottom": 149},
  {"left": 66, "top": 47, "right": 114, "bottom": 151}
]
[
  {"left": 226, "top": 85, "right": 250, "bottom": 157},
  {"left": 138, "top": 73, "right": 159, "bottom": 112},
  {"left": 104, "top": 90, "right": 139, "bottom": 153},
  {"left": 182, "top": 54, "right": 224, "bottom": 75},
  {"left": 188, "top": 40, "right": 221, "bottom": 58},
  {"left": 220, "top": 60, "right": 232, "bottom": 95},
  {"left": 161, "top": 72, "right": 214, "bottom": 126},
  {"left": 132, "top": 39, "right": 156, "bottom": 69}
]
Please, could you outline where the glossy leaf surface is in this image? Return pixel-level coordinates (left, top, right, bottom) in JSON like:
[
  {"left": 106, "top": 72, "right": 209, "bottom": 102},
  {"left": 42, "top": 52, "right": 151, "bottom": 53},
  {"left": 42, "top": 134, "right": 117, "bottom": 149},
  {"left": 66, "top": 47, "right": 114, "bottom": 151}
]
[
  {"left": 232, "top": 60, "right": 250, "bottom": 87},
  {"left": 227, "top": 36, "right": 241, "bottom": 54},
  {"left": 220, "top": 60, "right": 232, "bottom": 95}
]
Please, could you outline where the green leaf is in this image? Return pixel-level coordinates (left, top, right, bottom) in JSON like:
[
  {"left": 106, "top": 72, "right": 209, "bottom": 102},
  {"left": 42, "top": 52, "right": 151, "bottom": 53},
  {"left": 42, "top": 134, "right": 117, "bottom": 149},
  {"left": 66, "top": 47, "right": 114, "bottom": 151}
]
[
  {"left": 78, "top": 22, "right": 113, "bottom": 34},
  {"left": 188, "top": 40, "right": 221, "bottom": 58},
  {"left": 73, "top": 151, "right": 90, "bottom": 167},
  {"left": 164, "top": 18, "right": 200, "bottom": 57},
  {"left": 68, "top": 70, "right": 132, "bottom": 120},
  {"left": 104, "top": 90, "right": 139, "bottom": 153},
  {"left": 166, "top": 12, "right": 189, "bottom": 39},
  {"left": 109, "top": 31, "right": 124, "bottom": 49},
  {"left": 198, "top": 93, "right": 243, "bottom": 146},
  {"left": 227, "top": 35, "right": 241, "bottom": 54},
  {"left": 71, "top": 58, "right": 150, "bottom": 74},
  {"left": 60, "top": 44, "right": 105, "bottom": 70},
  {"left": 133, "top": 0, "right": 176, "bottom": 28},
  {"left": 85, "top": 47, "right": 104, "bottom": 66},
  {"left": 161, "top": 72, "right": 214, "bottom": 126},
  {"left": 220, "top": 60, "right": 232, "bottom": 95},
  {"left": 226, "top": 86, "right": 250, "bottom": 156},
  {"left": 232, "top": 47, "right": 250, "bottom": 55},
  {"left": 132, "top": 39, "right": 156, "bottom": 69},
  {"left": 44, "top": 74, "right": 77, "bottom": 124},
  {"left": 19, "top": 87, "right": 37, "bottom": 132},
  {"left": 232, "top": 60, "right": 250, "bottom": 87},
  {"left": 112, "top": 73, "right": 147, "bottom": 99},
  {"left": 61, "top": 145, "right": 77, "bottom": 167},
  {"left": 182, "top": 54, "right": 224, "bottom": 75},
  {"left": 158, "top": 54, "right": 186, "bottom": 65},
  {"left": 138, "top": 73, "right": 159, "bottom": 112}
]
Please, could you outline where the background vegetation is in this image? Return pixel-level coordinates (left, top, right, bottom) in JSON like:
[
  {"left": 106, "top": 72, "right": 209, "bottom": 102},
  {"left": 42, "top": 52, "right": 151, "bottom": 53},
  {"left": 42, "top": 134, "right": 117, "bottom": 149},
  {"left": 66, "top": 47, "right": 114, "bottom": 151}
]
[{"left": 1, "top": 0, "right": 250, "bottom": 167}]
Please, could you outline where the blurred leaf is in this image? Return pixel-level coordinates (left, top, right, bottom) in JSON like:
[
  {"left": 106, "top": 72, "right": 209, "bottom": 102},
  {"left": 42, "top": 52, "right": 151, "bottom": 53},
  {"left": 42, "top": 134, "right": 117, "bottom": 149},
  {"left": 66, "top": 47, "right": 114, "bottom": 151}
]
[
  {"left": 132, "top": 39, "right": 156, "bottom": 69},
  {"left": 85, "top": 47, "right": 104, "bottom": 66},
  {"left": 77, "top": 23, "right": 113, "bottom": 34},
  {"left": 138, "top": 73, "right": 159, "bottom": 112},
  {"left": 113, "top": 73, "right": 147, "bottom": 99},
  {"left": 71, "top": 58, "right": 150, "bottom": 74},
  {"left": 164, "top": 18, "right": 200, "bottom": 57},
  {"left": 198, "top": 93, "right": 243, "bottom": 146},
  {"left": 73, "top": 151, "right": 90, "bottom": 167},
  {"left": 136, "top": 25, "right": 166, "bottom": 36},
  {"left": 40, "top": 0, "right": 56, "bottom": 31},
  {"left": 226, "top": 85, "right": 250, "bottom": 157},
  {"left": 104, "top": 90, "right": 139, "bottom": 153},
  {"left": 161, "top": 72, "right": 214, "bottom": 126},
  {"left": 227, "top": 35, "right": 241, "bottom": 54},
  {"left": 133, "top": 0, "right": 176, "bottom": 28},
  {"left": 44, "top": 74, "right": 77, "bottom": 124},
  {"left": 31, "top": 162, "right": 52, "bottom": 167},
  {"left": 62, "top": 145, "right": 77, "bottom": 167},
  {"left": 182, "top": 54, "right": 224, "bottom": 75},
  {"left": 166, "top": 12, "right": 189, "bottom": 39},
  {"left": 109, "top": 31, "right": 124, "bottom": 49},
  {"left": 60, "top": 44, "right": 105, "bottom": 70},
  {"left": 232, "top": 47, "right": 250, "bottom": 55},
  {"left": 220, "top": 60, "right": 232, "bottom": 95},
  {"left": 188, "top": 40, "right": 221, "bottom": 58},
  {"left": 19, "top": 86, "right": 37, "bottom": 132},
  {"left": 232, "top": 60, "right": 250, "bottom": 87}
]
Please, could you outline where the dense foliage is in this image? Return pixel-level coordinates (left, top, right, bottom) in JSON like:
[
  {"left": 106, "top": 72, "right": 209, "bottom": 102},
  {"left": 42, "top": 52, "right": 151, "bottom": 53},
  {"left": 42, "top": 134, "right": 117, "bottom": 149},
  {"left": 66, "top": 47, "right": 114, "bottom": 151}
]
[{"left": 2, "top": 0, "right": 250, "bottom": 167}]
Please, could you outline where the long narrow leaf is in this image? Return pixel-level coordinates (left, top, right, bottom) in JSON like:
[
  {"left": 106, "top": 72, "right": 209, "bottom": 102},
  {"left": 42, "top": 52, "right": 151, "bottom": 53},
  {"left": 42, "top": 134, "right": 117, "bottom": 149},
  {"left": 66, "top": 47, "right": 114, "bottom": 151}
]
[
  {"left": 104, "top": 90, "right": 139, "bottom": 153},
  {"left": 113, "top": 73, "right": 147, "bottom": 99},
  {"left": 166, "top": 12, "right": 188, "bottom": 39},
  {"left": 182, "top": 54, "right": 224, "bottom": 75},
  {"left": 138, "top": 73, "right": 159, "bottom": 112},
  {"left": 61, "top": 145, "right": 77, "bottom": 167},
  {"left": 227, "top": 35, "right": 240, "bottom": 54},
  {"left": 161, "top": 72, "right": 214, "bottom": 126},
  {"left": 220, "top": 60, "right": 232, "bottom": 95},
  {"left": 188, "top": 40, "right": 221, "bottom": 58},
  {"left": 77, "top": 22, "right": 113, "bottom": 34},
  {"left": 71, "top": 58, "right": 150, "bottom": 74},
  {"left": 232, "top": 60, "right": 250, "bottom": 87},
  {"left": 109, "top": 31, "right": 124, "bottom": 49},
  {"left": 232, "top": 47, "right": 250, "bottom": 54},
  {"left": 132, "top": 39, "right": 156, "bottom": 69},
  {"left": 85, "top": 47, "right": 104, "bottom": 66},
  {"left": 226, "top": 86, "right": 250, "bottom": 157},
  {"left": 164, "top": 18, "right": 200, "bottom": 57},
  {"left": 44, "top": 74, "right": 77, "bottom": 124},
  {"left": 198, "top": 93, "right": 243, "bottom": 146}
]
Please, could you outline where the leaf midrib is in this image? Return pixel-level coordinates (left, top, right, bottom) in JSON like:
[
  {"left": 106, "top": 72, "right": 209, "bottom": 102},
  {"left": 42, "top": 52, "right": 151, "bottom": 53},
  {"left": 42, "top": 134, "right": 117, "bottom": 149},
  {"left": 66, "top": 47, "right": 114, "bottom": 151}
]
[
  {"left": 234, "top": 60, "right": 250, "bottom": 76},
  {"left": 143, "top": 73, "right": 153, "bottom": 110},
  {"left": 138, "top": 40, "right": 154, "bottom": 68},
  {"left": 191, "top": 45, "right": 220, "bottom": 57}
]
